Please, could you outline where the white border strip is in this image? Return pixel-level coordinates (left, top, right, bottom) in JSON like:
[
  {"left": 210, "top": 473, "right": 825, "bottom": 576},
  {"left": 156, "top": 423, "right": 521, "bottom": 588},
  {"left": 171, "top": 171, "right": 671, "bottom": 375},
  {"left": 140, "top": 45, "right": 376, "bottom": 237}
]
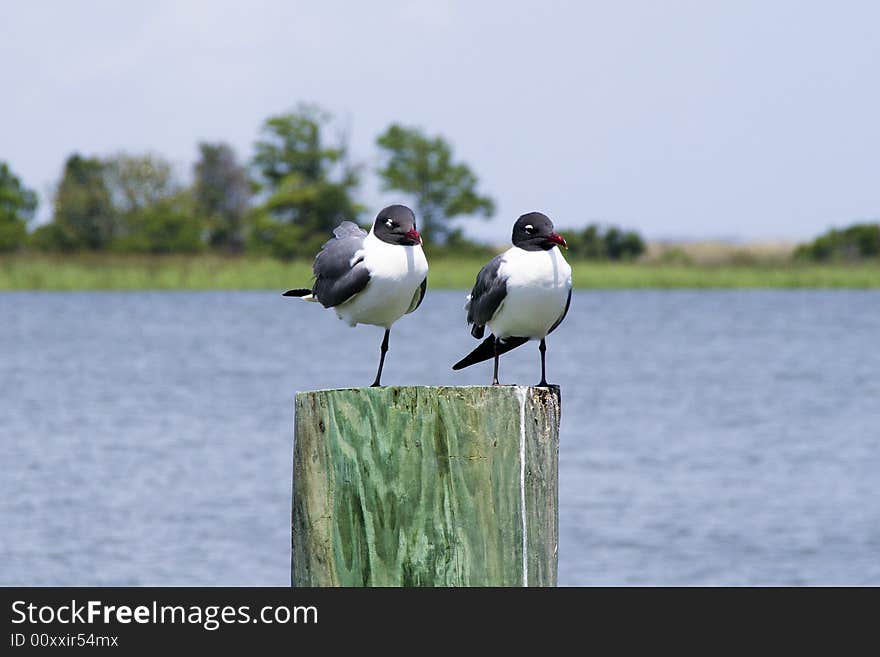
[{"left": 517, "top": 387, "right": 528, "bottom": 587}]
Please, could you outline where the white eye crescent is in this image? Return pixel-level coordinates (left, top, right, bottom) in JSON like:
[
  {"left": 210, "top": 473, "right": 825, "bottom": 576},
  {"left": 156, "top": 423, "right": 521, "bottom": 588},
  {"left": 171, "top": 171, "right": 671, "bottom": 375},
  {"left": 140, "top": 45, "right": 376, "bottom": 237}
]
[
  {"left": 525, "top": 224, "right": 535, "bottom": 233},
  {"left": 386, "top": 219, "right": 394, "bottom": 228}
]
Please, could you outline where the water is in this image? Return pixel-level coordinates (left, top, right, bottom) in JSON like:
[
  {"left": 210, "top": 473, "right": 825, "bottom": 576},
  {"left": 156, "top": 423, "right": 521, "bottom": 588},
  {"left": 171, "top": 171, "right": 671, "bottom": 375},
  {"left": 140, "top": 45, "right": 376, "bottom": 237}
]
[{"left": 1, "top": 290, "right": 879, "bottom": 586}]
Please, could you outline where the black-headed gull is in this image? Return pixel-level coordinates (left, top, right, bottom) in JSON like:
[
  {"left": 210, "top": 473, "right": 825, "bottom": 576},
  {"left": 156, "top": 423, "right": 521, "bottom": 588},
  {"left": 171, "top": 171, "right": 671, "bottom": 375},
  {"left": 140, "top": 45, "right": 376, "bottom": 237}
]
[
  {"left": 453, "top": 212, "right": 571, "bottom": 386},
  {"left": 284, "top": 205, "right": 428, "bottom": 387}
]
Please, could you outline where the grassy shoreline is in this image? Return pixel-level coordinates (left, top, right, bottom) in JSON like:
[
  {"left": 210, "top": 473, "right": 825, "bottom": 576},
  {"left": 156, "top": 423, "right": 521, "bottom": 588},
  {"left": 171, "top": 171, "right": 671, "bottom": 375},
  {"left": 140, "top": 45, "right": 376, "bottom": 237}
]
[{"left": 1, "top": 254, "right": 879, "bottom": 290}]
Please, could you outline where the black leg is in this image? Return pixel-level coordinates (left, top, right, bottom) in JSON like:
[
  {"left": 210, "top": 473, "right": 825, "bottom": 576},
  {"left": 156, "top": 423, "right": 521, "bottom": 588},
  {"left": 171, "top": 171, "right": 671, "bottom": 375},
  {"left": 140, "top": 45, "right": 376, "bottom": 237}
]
[
  {"left": 538, "top": 338, "right": 548, "bottom": 386},
  {"left": 370, "top": 329, "right": 391, "bottom": 387},
  {"left": 492, "top": 336, "right": 500, "bottom": 385}
]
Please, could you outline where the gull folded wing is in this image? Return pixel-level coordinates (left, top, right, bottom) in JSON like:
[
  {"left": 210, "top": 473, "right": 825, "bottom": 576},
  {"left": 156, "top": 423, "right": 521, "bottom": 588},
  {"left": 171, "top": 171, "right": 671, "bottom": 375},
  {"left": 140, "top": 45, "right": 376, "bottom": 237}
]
[
  {"left": 465, "top": 255, "right": 507, "bottom": 339},
  {"left": 312, "top": 221, "right": 371, "bottom": 308}
]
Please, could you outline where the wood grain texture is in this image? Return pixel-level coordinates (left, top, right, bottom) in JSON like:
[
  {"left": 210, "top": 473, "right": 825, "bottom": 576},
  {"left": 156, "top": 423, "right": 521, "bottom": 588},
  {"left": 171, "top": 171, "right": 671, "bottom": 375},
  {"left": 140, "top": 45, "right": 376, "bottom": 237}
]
[{"left": 292, "top": 385, "right": 560, "bottom": 587}]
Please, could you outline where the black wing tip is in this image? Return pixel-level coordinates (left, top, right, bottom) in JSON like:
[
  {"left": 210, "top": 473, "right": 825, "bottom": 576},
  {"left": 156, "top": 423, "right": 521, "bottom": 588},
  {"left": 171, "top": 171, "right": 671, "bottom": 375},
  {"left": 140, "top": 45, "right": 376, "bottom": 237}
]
[
  {"left": 453, "top": 334, "right": 532, "bottom": 370},
  {"left": 283, "top": 288, "right": 312, "bottom": 297},
  {"left": 451, "top": 334, "right": 496, "bottom": 370}
]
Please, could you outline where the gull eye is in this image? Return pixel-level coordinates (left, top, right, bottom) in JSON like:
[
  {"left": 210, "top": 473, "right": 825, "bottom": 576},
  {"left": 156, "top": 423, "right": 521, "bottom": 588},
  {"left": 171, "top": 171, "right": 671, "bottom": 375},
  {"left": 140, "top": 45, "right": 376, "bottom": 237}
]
[
  {"left": 385, "top": 218, "right": 394, "bottom": 228},
  {"left": 524, "top": 224, "right": 535, "bottom": 233}
]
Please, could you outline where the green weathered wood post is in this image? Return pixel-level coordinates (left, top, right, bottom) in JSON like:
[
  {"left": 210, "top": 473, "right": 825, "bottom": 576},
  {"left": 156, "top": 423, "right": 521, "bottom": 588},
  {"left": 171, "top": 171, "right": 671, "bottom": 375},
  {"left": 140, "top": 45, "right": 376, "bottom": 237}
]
[{"left": 291, "top": 385, "right": 560, "bottom": 587}]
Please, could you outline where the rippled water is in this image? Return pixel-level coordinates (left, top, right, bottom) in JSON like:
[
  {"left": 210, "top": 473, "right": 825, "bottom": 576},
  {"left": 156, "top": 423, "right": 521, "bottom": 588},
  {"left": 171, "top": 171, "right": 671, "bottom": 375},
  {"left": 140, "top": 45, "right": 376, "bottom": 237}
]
[{"left": 2, "top": 290, "right": 879, "bottom": 585}]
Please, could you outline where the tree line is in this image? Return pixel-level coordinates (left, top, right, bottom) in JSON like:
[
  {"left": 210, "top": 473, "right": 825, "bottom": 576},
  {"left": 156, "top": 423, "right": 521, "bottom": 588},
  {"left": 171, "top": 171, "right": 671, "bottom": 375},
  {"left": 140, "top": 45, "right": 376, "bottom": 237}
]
[
  {"left": 1, "top": 105, "right": 500, "bottom": 259},
  {"left": 794, "top": 223, "right": 880, "bottom": 262},
  {"left": 0, "top": 103, "right": 652, "bottom": 261},
  {"left": 4, "top": 103, "right": 874, "bottom": 262}
]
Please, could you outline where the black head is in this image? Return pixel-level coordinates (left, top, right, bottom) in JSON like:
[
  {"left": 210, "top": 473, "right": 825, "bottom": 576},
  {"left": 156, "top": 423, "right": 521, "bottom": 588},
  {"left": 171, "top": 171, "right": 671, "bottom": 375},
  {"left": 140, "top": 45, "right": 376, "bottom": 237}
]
[
  {"left": 372, "top": 205, "right": 421, "bottom": 246},
  {"left": 512, "top": 212, "right": 568, "bottom": 251}
]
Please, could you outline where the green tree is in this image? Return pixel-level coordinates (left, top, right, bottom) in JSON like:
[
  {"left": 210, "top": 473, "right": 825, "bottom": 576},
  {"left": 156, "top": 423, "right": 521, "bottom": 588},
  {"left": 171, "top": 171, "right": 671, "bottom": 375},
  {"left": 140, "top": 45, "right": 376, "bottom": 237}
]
[
  {"left": 48, "top": 154, "right": 115, "bottom": 250},
  {"left": 101, "top": 153, "right": 197, "bottom": 252},
  {"left": 194, "top": 142, "right": 250, "bottom": 253},
  {"left": 376, "top": 124, "right": 495, "bottom": 243},
  {"left": 103, "top": 153, "right": 178, "bottom": 216},
  {"left": 250, "top": 105, "right": 361, "bottom": 258},
  {"left": 36, "top": 152, "right": 206, "bottom": 254},
  {"left": 795, "top": 223, "right": 880, "bottom": 262},
  {"left": 111, "top": 193, "right": 203, "bottom": 254},
  {"left": 567, "top": 225, "right": 605, "bottom": 259},
  {"left": 604, "top": 226, "right": 646, "bottom": 260},
  {"left": 0, "top": 162, "right": 38, "bottom": 252},
  {"left": 567, "top": 223, "right": 645, "bottom": 260}
]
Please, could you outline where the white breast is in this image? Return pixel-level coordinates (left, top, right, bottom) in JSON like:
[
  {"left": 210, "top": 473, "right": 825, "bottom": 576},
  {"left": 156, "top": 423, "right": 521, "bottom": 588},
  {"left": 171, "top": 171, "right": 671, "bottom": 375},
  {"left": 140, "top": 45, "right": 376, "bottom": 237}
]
[
  {"left": 334, "top": 231, "right": 429, "bottom": 328},
  {"left": 489, "top": 246, "right": 572, "bottom": 339}
]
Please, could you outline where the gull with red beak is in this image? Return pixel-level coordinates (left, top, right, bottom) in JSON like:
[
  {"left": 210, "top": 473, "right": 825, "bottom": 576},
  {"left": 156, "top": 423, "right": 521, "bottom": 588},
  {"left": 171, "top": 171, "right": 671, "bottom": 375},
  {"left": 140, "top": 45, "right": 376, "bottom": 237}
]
[
  {"left": 453, "top": 212, "right": 572, "bottom": 386},
  {"left": 284, "top": 204, "right": 428, "bottom": 386}
]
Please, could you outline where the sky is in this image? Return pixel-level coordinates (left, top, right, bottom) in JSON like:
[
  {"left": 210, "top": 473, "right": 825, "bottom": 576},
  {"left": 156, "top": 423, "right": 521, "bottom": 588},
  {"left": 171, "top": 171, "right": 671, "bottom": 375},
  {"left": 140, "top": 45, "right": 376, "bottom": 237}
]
[{"left": 2, "top": 0, "right": 879, "bottom": 242}]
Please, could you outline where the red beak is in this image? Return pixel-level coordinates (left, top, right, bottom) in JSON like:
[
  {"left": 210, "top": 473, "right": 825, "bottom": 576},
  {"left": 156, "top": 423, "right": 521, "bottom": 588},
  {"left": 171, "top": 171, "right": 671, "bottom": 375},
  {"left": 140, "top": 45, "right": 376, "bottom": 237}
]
[
  {"left": 405, "top": 229, "right": 422, "bottom": 245},
  {"left": 547, "top": 232, "right": 568, "bottom": 249}
]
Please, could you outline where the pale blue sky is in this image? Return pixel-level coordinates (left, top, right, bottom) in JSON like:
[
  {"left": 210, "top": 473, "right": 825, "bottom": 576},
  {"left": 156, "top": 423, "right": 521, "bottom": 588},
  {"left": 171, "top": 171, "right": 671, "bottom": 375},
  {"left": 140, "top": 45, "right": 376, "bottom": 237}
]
[{"left": 2, "top": 0, "right": 879, "bottom": 241}]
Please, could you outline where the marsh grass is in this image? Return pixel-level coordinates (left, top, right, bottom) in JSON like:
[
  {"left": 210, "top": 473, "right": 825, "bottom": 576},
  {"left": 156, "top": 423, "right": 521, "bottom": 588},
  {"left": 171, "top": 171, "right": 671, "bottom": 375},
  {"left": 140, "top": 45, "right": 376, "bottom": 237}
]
[{"left": 1, "top": 253, "right": 878, "bottom": 290}]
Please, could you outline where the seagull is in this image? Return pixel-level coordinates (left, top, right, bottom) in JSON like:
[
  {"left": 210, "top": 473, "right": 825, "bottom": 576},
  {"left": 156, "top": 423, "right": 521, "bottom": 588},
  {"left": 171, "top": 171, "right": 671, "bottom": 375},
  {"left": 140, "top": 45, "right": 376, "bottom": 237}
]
[
  {"left": 452, "top": 212, "right": 572, "bottom": 386},
  {"left": 283, "top": 205, "right": 428, "bottom": 387}
]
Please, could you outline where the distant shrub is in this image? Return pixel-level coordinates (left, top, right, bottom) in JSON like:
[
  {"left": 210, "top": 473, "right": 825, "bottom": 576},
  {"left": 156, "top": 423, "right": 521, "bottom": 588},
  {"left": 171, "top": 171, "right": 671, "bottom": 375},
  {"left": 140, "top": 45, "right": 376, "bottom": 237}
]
[
  {"left": 655, "top": 246, "right": 694, "bottom": 265},
  {"left": 727, "top": 249, "right": 761, "bottom": 266},
  {"left": 795, "top": 223, "right": 880, "bottom": 262},
  {"left": 567, "top": 223, "right": 645, "bottom": 261},
  {"left": 110, "top": 199, "right": 205, "bottom": 254},
  {"left": 0, "top": 216, "right": 27, "bottom": 252},
  {"left": 29, "top": 222, "right": 80, "bottom": 252},
  {"left": 246, "top": 212, "right": 328, "bottom": 260}
]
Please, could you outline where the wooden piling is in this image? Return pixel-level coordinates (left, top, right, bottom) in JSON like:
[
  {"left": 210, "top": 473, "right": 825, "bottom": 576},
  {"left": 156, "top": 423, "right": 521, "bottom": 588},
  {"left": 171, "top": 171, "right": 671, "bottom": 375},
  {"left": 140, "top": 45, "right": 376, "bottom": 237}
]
[{"left": 291, "top": 385, "right": 560, "bottom": 587}]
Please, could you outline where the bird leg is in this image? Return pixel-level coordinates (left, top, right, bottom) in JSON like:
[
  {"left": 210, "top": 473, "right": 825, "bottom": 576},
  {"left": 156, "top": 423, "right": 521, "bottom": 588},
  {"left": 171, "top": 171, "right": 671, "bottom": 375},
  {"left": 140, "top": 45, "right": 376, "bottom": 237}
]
[
  {"left": 370, "top": 329, "right": 391, "bottom": 387},
  {"left": 492, "top": 336, "right": 501, "bottom": 386},
  {"left": 538, "top": 338, "right": 549, "bottom": 386}
]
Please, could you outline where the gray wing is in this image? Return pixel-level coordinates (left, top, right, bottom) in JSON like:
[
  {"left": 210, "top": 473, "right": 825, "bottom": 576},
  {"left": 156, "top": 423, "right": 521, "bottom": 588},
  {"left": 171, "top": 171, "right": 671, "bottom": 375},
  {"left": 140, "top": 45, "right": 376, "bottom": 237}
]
[
  {"left": 311, "top": 221, "right": 371, "bottom": 308},
  {"left": 548, "top": 288, "right": 572, "bottom": 335},
  {"left": 465, "top": 255, "right": 507, "bottom": 339},
  {"left": 406, "top": 277, "right": 428, "bottom": 314}
]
